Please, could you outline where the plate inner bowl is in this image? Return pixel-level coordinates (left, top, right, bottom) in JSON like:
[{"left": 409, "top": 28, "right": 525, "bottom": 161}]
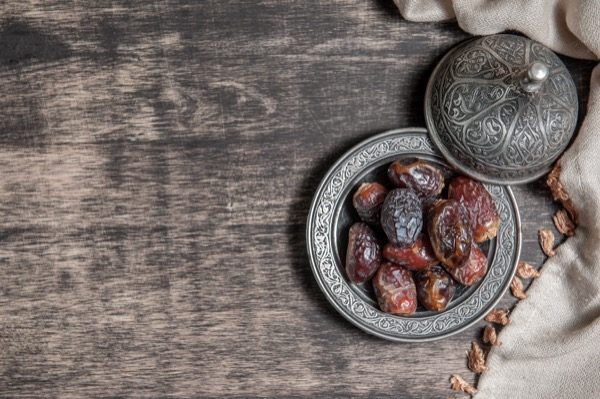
[{"left": 332, "top": 155, "right": 494, "bottom": 317}]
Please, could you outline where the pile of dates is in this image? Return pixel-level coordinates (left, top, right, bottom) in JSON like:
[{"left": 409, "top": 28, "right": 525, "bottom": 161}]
[{"left": 346, "top": 159, "right": 500, "bottom": 315}]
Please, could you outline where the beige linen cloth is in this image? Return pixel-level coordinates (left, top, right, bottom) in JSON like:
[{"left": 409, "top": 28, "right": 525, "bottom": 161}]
[{"left": 393, "top": 1, "right": 600, "bottom": 398}]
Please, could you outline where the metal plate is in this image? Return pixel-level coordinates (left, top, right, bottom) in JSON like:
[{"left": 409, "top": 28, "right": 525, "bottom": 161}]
[
  {"left": 425, "top": 34, "right": 578, "bottom": 185},
  {"left": 306, "top": 128, "right": 521, "bottom": 342}
]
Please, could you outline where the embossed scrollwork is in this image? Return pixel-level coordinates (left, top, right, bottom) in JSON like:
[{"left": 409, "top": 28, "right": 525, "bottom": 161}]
[
  {"left": 307, "top": 130, "right": 520, "bottom": 341},
  {"left": 427, "top": 34, "right": 577, "bottom": 183}
]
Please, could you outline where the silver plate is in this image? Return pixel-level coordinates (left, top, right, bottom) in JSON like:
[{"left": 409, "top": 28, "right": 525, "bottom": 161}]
[{"left": 306, "top": 128, "right": 521, "bottom": 342}]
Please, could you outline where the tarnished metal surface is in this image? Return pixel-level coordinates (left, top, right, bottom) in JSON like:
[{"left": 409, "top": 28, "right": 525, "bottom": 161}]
[{"left": 426, "top": 34, "right": 578, "bottom": 184}]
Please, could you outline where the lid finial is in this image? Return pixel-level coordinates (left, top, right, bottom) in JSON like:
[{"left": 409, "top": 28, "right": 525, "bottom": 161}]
[{"left": 521, "top": 62, "right": 549, "bottom": 93}]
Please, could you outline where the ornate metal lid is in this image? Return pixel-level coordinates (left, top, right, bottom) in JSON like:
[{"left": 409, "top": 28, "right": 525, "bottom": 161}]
[{"left": 425, "top": 34, "right": 578, "bottom": 184}]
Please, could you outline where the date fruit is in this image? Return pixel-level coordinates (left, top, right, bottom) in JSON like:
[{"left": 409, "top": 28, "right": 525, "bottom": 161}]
[
  {"left": 448, "top": 176, "right": 500, "bottom": 242},
  {"left": 448, "top": 243, "right": 488, "bottom": 286},
  {"left": 372, "top": 262, "right": 417, "bottom": 315},
  {"left": 383, "top": 234, "right": 437, "bottom": 271},
  {"left": 352, "top": 182, "right": 388, "bottom": 224},
  {"left": 428, "top": 199, "right": 472, "bottom": 269},
  {"left": 388, "top": 159, "right": 445, "bottom": 201},
  {"left": 415, "top": 265, "right": 455, "bottom": 311},
  {"left": 345, "top": 222, "right": 382, "bottom": 284},
  {"left": 343, "top": 158, "right": 501, "bottom": 316},
  {"left": 380, "top": 188, "right": 423, "bottom": 247}
]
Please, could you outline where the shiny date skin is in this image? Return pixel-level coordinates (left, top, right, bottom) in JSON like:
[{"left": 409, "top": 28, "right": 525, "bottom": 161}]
[
  {"left": 428, "top": 199, "right": 472, "bottom": 269},
  {"left": 388, "top": 159, "right": 445, "bottom": 202},
  {"left": 382, "top": 234, "right": 437, "bottom": 272},
  {"left": 372, "top": 262, "right": 417, "bottom": 315},
  {"left": 448, "top": 176, "right": 500, "bottom": 242},
  {"left": 352, "top": 182, "right": 389, "bottom": 224},
  {"left": 345, "top": 222, "right": 382, "bottom": 284},
  {"left": 447, "top": 242, "right": 488, "bottom": 286},
  {"left": 380, "top": 188, "right": 423, "bottom": 247},
  {"left": 415, "top": 265, "right": 456, "bottom": 311}
]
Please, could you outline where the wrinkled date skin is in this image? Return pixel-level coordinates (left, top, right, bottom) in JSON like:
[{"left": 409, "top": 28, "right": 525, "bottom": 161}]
[
  {"left": 383, "top": 234, "right": 437, "bottom": 271},
  {"left": 372, "top": 262, "right": 417, "bottom": 315},
  {"left": 380, "top": 188, "right": 423, "bottom": 247},
  {"left": 448, "top": 176, "right": 500, "bottom": 242},
  {"left": 428, "top": 199, "right": 472, "bottom": 269},
  {"left": 415, "top": 265, "right": 456, "bottom": 311},
  {"left": 352, "top": 182, "right": 389, "bottom": 224},
  {"left": 345, "top": 222, "right": 382, "bottom": 284},
  {"left": 388, "top": 159, "right": 445, "bottom": 202},
  {"left": 448, "top": 243, "right": 488, "bottom": 286}
]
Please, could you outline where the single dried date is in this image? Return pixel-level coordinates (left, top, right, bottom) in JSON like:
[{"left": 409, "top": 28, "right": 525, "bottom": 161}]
[
  {"left": 345, "top": 222, "right": 381, "bottom": 284},
  {"left": 382, "top": 234, "right": 437, "bottom": 271},
  {"left": 380, "top": 188, "right": 423, "bottom": 247},
  {"left": 352, "top": 182, "right": 388, "bottom": 224},
  {"left": 372, "top": 262, "right": 417, "bottom": 315},
  {"left": 387, "top": 159, "right": 445, "bottom": 201},
  {"left": 448, "top": 176, "right": 500, "bottom": 242},
  {"left": 415, "top": 265, "right": 455, "bottom": 311},
  {"left": 447, "top": 242, "right": 487, "bottom": 286},
  {"left": 428, "top": 199, "right": 472, "bottom": 269}
]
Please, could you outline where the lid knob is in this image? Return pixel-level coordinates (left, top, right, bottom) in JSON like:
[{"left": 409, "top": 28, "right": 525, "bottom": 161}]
[{"left": 521, "top": 62, "right": 549, "bottom": 93}]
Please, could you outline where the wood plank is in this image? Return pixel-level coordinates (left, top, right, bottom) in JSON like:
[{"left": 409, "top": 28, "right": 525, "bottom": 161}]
[{"left": 0, "top": 0, "right": 594, "bottom": 397}]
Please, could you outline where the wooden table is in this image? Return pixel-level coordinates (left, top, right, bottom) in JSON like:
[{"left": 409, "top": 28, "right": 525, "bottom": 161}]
[{"left": 0, "top": 1, "right": 594, "bottom": 397}]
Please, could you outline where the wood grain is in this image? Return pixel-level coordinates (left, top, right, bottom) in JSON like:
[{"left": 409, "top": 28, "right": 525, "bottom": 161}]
[{"left": 0, "top": 1, "right": 594, "bottom": 397}]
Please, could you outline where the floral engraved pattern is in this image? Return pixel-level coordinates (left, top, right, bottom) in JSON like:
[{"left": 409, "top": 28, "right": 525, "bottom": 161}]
[
  {"left": 427, "top": 34, "right": 577, "bottom": 182},
  {"left": 307, "top": 130, "right": 520, "bottom": 341}
]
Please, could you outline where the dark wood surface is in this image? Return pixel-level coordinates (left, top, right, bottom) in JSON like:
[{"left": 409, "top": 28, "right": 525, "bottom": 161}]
[{"left": 0, "top": 1, "right": 595, "bottom": 397}]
